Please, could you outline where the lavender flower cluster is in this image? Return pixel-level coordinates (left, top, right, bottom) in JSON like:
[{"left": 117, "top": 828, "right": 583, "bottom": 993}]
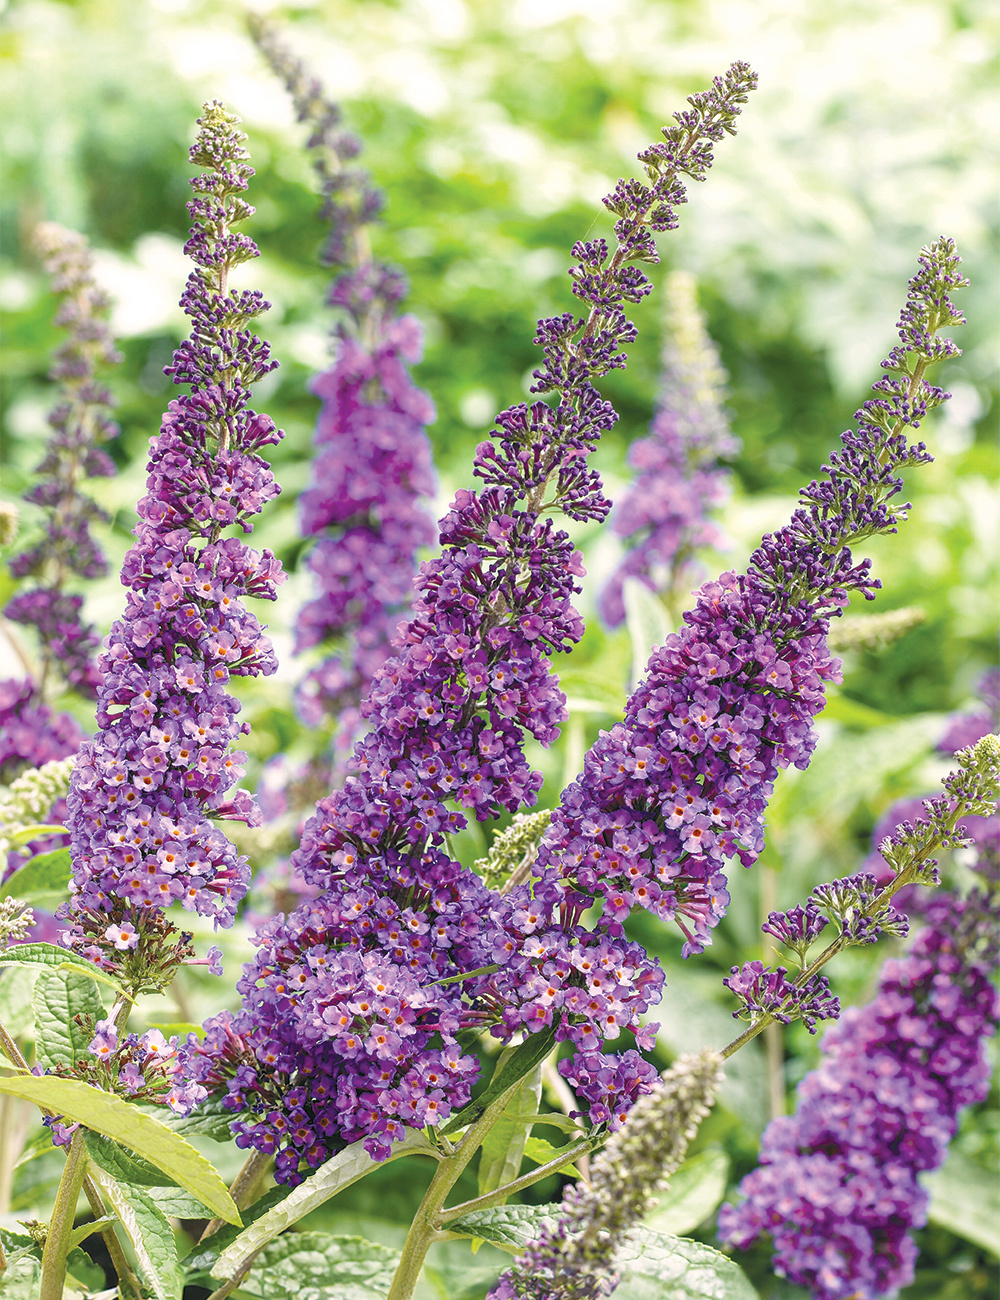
[
  {"left": 718, "top": 880, "right": 998, "bottom": 1299},
  {"left": 532, "top": 238, "right": 968, "bottom": 959},
  {"left": 250, "top": 19, "right": 437, "bottom": 761},
  {"left": 61, "top": 103, "right": 285, "bottom": 965},
  {"left": 177, "top": 63, "right": 759, "bottom": 1184},
  {"left": 600, "top": 268, "right": 736, "bottom": 627}
]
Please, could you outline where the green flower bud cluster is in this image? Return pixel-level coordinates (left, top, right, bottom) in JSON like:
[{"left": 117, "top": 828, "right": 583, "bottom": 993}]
[{"left": 0, "top": 757, "right": 74, "bottom": 855}]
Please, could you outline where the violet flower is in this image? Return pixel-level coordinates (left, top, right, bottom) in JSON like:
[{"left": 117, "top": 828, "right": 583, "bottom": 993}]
[
  {"left": 61, "top": 102, "right": 285, "bottom": 969},
  {"left": 600, "top": 268, "right": 736, "bottom": 628},
  {"left": 180, "top": 64, "right": 758, "bottom": 1185},
  {"left": 718, "top": 880, "right": 998, "bottom": 1300},
  {"left": 250, "top": 18, "right": 437, "bottom": 762},
  {"left": 531, "top": 238, "right": 968, "bottom": 959}
]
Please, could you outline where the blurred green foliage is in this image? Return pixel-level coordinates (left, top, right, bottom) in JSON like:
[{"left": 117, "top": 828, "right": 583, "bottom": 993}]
[{"left": 0, "top": 0, "right": 997, "bottom": 1296}]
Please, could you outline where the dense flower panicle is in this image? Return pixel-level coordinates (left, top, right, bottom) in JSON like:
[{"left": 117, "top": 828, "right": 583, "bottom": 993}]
[
  {"left": 489, "top": 1051, "right": 723, "bottom": 1300},
  {"left": 250, "top": 18, "right": 437, "bottom": 758},
  {"left": 600, "top": 269, "right": 736, "bottom": 627},
  {"left": 4, "top": 222, "right": 121, "bottom": 697},
  {"left": 191, "top": 64, "right": 758, "bottom": 1182},
  {"left": 718, "top": 883, "right": 999, "bottom": 1300},
  {"left": 62, "top": 103, "right": 285, "bottom": 951},
  {"left": 534, "top": 238, "right": 967, "bottom": 957}
]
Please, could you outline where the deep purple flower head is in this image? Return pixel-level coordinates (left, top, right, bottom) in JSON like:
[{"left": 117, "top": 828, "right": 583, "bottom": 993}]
[
  {"left": 4, "top": 222, "right": 121, "bottom": 698},
  {"left": 250, "top": 19, "right": 437, "bottom": 767},
  {"left": 600, "top": 268, "right": 737, "bottom": 627},
  {"left": 61, "top": 103, "right": 285, "bottom": 964},
  {"left": 533, "top": 238, "right": 967, "bottom": 957},
  {"left": 718, "top": 885, "right": 999, "bottom": 1300},
  {"left": 185, "top": 64, "right": 759, "bottom": 1184}
]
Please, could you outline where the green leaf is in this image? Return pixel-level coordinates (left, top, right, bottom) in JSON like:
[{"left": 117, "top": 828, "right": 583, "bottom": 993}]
[
  {"left": 477, "top": 1062, "right": 542, "bottom": 1199},
  {"left": 183, "top": 1186, "right": 291, "bottom": 1279},
  {"left": 209, "top": 1127, "right": 437, "bottom": 1282},
  {"left": 924, "top": 1146, "right": 1000, "bottom": 1255},
  {"left": 519, "top": 1112, "right": 586, "bottom": 1134},
  {"left": 0, "top": 966, "right": 36, "bottom": 1039},
  {"left": 236, "top": 1231, "right": 400, "bottom": 1300},
  {"left": 0, "top": 846, "right": 71, "bottom": 907},
  {"left": 7, "top": 823, "right": 68, "bottom": 848},
  {"left": 624, "top": 577, "right": 673, "bottom": 690},
  {"left": 0, "top": 1075, "right": 240, "bottom": 1225},
  {"left": 0, "top": 941, "right": 129, "bottom": 1000},
  {"left": 87, "top": 1168, "right": 183, "bottom": 1300},
  {"left": 65, "top": 1245, "right": 107, "bottom": 1291},
  {"left": 32, "top": 967, "right": 105, "bottom": 1069},
  {"left": 446, "top": 1202, "right": 557, "bottom": 1253},
  {"left": 613, "top": 1227, "right": 760, "bottom": 1299},
  {"left": 644, "top": 1149, "right": 730, "bottom": 1237},
  {"left": 442, "top": 1024, "right": 557, "bottom": 1135},
  {"left": 148, "top": 1185, "right": 214, "bottom": 1219},
  {"left": 162, "top": 1091, "right": 236, "bottom": 1141},
  {"left": 522, "top": 1135, "right": 581, "bottom": 1177},
  {"left": 85, "top": 1129, "right": 181, "bottom": 1188}
]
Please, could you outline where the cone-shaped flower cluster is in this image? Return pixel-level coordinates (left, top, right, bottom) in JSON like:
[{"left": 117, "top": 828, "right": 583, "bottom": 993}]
[
  {"left": 4, "top": 222, "right": 121, "bottom": 699},
  {"left": 718, "top": 879, "right": 998, "bottom": 1299},
  {"left": 62, "top": 103, "right": 284, "bottom": 959},
  {"left": 179, "top": 63, "right": 759, "bottom": 1185},
  {"left": 600, "top": 269, "right": 736, "bottom": 627},
  {"left": 250, "top": 18, "right": 437, "bottom": 760},
  {"left": 489, "top": 1051, "right": 723, "bottom": 1299},
  {"left": 532, "top": 238, "right": 968, "bottom": 958}
]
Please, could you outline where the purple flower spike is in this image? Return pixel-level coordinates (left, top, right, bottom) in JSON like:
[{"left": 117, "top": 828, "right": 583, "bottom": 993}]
[
  {"left": 186, "top": 63, "right": 759, "bottom": 1184},
  {"left": 249, "top": 19, "right": 437, "bottom": 763},
  {"left": 534, "top": 238, "right": 967, "bottom": 957},
  {"left": 600, "top": 268, "right": 737, "bottom": 627},
  {"left": 62, "top": 103, "right": 285, "bottom": 961},
  {"left": 719, "top": 885, "right": 999, "bottom": 1300}
]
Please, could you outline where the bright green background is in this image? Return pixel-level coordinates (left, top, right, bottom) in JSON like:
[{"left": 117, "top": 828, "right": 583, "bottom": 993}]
[{"left": 0, "top": 0, "right": 997, "bottom": 1296}]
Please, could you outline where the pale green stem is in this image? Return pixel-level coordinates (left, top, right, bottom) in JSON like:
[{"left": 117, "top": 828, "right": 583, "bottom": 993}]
[
  {"left": 386, "top": 1077, "right": 527, "bottom": 1300},
  {"left": 199, "top": 1146, "right": 274, "bottom": 1242},
  {"left": 438, "top": 1137, "right": 596, "bottom": 1225},
  {"left": 39, "top": 1126, "right": 88, "bottom": 1300}
]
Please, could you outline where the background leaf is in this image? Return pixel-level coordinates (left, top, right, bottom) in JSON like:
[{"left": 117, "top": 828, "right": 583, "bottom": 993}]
[
  {"left": 31, "top": 967, "right": 105, "bottom": 1069},
  {"left": 613, "top": 1228, "right": 760, "bottom": 1299},
  {"left": 0, "top": 847, "right": 72, "bottom": 907},
  {"left": 924, "top": 1146, "right": 1000, "bottom": 1256},
  {"left": 644, "top": 1149, "right": 730, "bottom": 1237},
  {"left": 624, "top": 577, "right": 673, "bottom": 690},
  {"left": 87, "top": 1168, "right": 183, "bottom": 1300},
  {"left": 236, "top": 1231, "right": 400, "bottom": 1300},
  {"left": 477, "top": 1063, "right": 542, "bottom": 1199}
]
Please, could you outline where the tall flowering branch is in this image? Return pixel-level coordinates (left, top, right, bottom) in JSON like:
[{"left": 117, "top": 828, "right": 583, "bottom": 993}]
[
  {"left": 4, "top": 222, "right": 121, "bottom": 701},
  {"left": 178, "top": 63, "right": 758, "bottom": 1187},
  {"left": 488, "top": 1051, "right": 723, "bottom": 1300},
  {"left": 527, "top": 238, "right": 968, "bottom": 964},
  {"left": 599, "top": 269, "right": 736, "bottom": 628},
  {"left": 250, "top": 17, "right": 437, "bottom": 761},
  {"left": 61, "top": 102, "right": 285, "bottom": 978}
]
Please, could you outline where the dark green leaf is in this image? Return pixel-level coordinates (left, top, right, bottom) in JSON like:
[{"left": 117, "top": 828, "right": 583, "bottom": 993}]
[
  {"left": 183, "top": 1186, "right": 292, "bottom": 1280},
  {"left": 477, "top": 1062, "right": 542, "bottom": 1199},
  {"left": 31, "top": 967, "right": 104, "bottom": 1069},
  {"left": 65, "top": 1244, "right": 108, "bottom": 1290},
  {"left": 0, "top": 1075, "right": 240, "bottom": 1224},
  {"left": 67, "top": 1215, "right": 117, "bottom": 1250},
  {"left": 85, "top": 1130, "right": 181, "bottom": 1188},
  {"left": 0, "top": 847, "right": 71, "bottom": 907},
  {"left": 442, "top": 1025, "right": 557, "bottom": 1135},
  {"left": 88, "top": 1170, "right": 183, "bottom": 1300},
  {"left": 237, "top": 1232, "right": 400, "bottom": 1300},
  {"left": 446, "top": 1202, "right": 558, "bottom": 1253},
  {"left": 148, "top": 1185, "right": 214, "bottom": 1219}
]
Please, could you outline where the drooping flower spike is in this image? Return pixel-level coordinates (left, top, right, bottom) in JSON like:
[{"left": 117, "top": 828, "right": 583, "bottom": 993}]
[
  {"left": 249, "top": 17, "right": 437, "bottom": 763},
  {"left": 599, "top": 268, "right": 736, "bottom": 628},
  {"left": 61, "top": 102, "right": 285, "bottom": 973},
  {"left": 182, "top": 63, "right": 759, "bottom": 1184}
]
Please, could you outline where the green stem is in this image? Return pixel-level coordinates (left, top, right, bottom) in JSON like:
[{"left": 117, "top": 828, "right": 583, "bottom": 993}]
[
  {"left": 438, "top": 1137, "right": 596, "bottom": 1225},
  {"left": 199, "top": 1147, "right": 274, "bottom": 1242},
  {"left": 386, "top": 1077, "right": 526, "bottom": 1300},
  {"left": 82, "top": 1172, "right": 144, "bottom": 1300},
  {"left": 39, "top": 1127, "right": 88, "bottom": 1300}
]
